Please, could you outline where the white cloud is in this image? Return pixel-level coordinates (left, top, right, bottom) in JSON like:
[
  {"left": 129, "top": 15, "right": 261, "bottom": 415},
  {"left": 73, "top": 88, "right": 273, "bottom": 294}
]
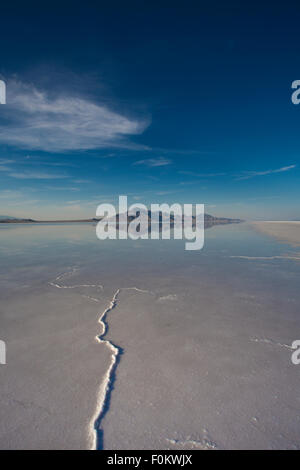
[
  {"left": 0, "top": 159, "right": 14, "bottom": 165},
  {"left": 0, "top": 80, "right": 149, "bottom": 152},
  {"left": 0, "top": 159, "right": 14, "bottom": 172},
  {"left": 45, "top": 185, "right": 79, "bottom": 191},
  {"left": 178, "top": 170, "right": 226, "bottom": 177},
  {"left": 236, "top": 165, "right": 296, "bottom": 180},
  {"left": 0, "top": 190, "right": 23, "bottom": 199},
  {"left": 7, "top": 170, "right": 69, "bottom": 179},
  {"left": 133, "top": 157, "right": 172, "bottom": 167},
  {"left": 154, "top": 190, "right": 179, "bottom": 195}
]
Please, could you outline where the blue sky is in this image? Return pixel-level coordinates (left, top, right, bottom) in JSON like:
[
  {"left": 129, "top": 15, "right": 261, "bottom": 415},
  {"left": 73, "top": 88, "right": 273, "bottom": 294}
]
[{"left": 0, "top": 1, "right": 299, "bottom": 220}]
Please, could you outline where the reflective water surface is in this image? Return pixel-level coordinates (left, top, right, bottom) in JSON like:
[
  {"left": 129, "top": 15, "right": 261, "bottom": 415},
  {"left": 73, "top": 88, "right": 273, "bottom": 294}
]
[{"left": 0, "top": 222, "right": 300, "bottom": 449}]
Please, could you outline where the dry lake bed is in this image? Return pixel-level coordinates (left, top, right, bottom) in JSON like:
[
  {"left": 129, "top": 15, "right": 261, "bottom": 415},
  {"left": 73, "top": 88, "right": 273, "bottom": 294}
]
[{"left": 1, "top": 222, "right": 300, "bottom": 449}]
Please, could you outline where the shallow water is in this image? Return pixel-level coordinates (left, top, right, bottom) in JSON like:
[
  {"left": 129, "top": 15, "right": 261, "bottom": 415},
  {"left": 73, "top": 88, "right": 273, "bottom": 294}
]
[{"left": 0, "top": 222, "right": 300, "bottom": 449}]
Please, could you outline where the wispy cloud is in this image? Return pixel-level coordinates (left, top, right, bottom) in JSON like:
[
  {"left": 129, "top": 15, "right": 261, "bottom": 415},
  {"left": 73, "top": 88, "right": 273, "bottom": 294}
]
[
  {"left": 154, "top": 190, "right": 178, "bottom": 196},
  {"left": 152, "top": 147, "right": 216, "bottom": 156},
  {"left": 45, "top": 185, "right": 79, "bottom": 191},
  {"left": 66, "top": 200, "right": 82, "bottom": 205},
  {"left": 0, "top": 80, "right": 150, "bottom": 152},
  {"left": 133, "top": 157, "right": 172, "bottom": 167},
  {"left": 7, "top": 170, "right": 69, "bottom": 179},
  {"left": 0, "top": 165, "right": 12, "bottom": 172},
  {"left": 0, "top": 159, "right": 15, "bottom": 165},
  {"left": 0, "top": 190, "right": 23, "bottom": 199},
  {"left": 0, "top": 159, "right": 14, "bottom": 172},
  {"left": 236, "top": 165, "right": 296, "bottom": 180},
  {"left": 179, "top": 181, "right": 196, "bottom": 186},
  {"left": 178, "top": 170, "right": 226, "bottom": 177}
]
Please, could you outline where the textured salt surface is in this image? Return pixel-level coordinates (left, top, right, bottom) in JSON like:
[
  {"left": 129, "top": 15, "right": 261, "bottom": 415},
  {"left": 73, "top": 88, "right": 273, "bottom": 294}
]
[
  {"left": 0, "top": 284, "right": 111, "bottom": 449},
  {"left": 89, "top": 286, "right": 153, "bottom": 450},
  {"left": 1, "top": 223, "right": 300, "bottom": 449},
  {"left": 251, "top": 221, "right": 300, "bottom": 247},
  {"left": 98, "top": 275, "right": 300, "bottom": 450}
]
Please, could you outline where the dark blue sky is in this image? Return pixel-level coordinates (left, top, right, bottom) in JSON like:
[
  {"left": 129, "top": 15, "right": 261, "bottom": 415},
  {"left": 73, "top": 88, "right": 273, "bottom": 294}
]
[{"left": 0, "top": 1, "right": 299, "bottom": 219}]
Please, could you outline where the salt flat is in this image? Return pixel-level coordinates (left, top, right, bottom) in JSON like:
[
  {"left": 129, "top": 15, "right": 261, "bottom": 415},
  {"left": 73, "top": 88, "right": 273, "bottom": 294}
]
[
  {"left": 1, "top": 223, "right": 300, "bottom": 449},
  {"left": 251, "top": 221, "right": 300, "bottom": 247}
]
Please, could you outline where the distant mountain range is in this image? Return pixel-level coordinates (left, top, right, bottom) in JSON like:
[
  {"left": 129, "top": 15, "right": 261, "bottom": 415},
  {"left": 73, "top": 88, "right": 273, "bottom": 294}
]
[
  {"left": 112, "top": 211, "right": 242, "bottom": 229},
  {"left": 0, "top": 213, "right": 242, "bottom": 227},
  {"left": 0, "top": 216, "right": 36, "bottom": 222}
]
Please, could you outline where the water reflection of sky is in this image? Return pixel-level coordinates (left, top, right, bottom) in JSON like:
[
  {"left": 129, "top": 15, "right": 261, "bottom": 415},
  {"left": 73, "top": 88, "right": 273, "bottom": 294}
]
[{"left": 1, "top": 222, "right": 300, "bottom": 292}]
